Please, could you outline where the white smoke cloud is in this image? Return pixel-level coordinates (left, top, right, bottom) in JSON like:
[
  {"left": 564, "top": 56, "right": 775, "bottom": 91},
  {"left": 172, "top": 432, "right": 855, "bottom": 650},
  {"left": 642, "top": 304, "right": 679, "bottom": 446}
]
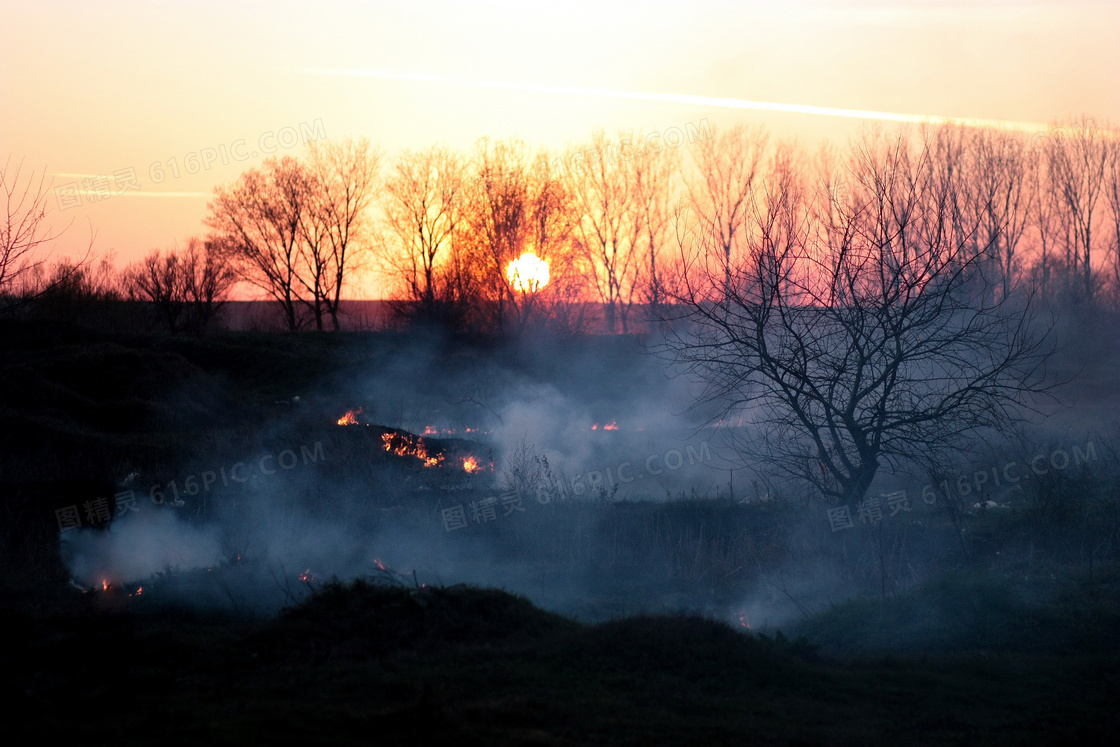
[{"left": 61, "top": 508, "right": 221, "bottom": 587}]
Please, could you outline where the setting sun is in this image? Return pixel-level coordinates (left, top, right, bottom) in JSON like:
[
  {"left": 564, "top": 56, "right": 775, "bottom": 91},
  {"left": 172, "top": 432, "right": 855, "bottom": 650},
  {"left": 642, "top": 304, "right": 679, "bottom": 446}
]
[{"left": 505, "top": 252, "right": 550, "bottom": 294}]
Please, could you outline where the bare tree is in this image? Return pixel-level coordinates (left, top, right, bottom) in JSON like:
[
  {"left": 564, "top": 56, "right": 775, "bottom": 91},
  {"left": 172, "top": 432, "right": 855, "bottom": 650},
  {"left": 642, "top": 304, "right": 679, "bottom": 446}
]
[
  {"left": 968, "top": 128, "right": 1034, "bottom": 302},
  {"left": 1104, "top": 132, "right": 1120, "bottom": 303},
  {"left": 382, "top": 145, "right": 465, "bottom": 323},
  {"left": 634, "top": 141, "right": 680, "bottom": 322},
  {"left": 1046, "top": 118, "right": 1109, "bottom": 304},
  {"left": 459, "top": 138, "right": 529, "bottom": 333},
  {"left": 662, "top": 128, "right": 1053, "bottom": 512},
  {"left": 684, "top": 124, "right": 769, "bottom": 301},
  {"left": 182, "top": 239, "right": 236, "bottom": 333},
  {"left": 1028, "top": 139, "right": 1063, "bottom": 305},
  {"left": 302, "top": 137, "right": 381, "bottom": 330},
  {"left": 124, "top": 248, "right": 184, "bottom": 331},
  {"left": 206, "top": 156, "right": 310, "bottom": 331},
  {"left": 568, "top": 130, "right": 646, "bottom": 333},
  {"left": 1, "top": 157, "right": 58, "bottom": 297},
  {"left": 522, "top": 155, "right": 581, "bottom": 332},
  {"left": 123, "top": 237, "right": 235, "bottom": 334},
  {"left": 451, "top": 138, "right": 585, "bottom": 334},
  {"left": 1, "top": 157, "right": 94, "bottom": 311}
]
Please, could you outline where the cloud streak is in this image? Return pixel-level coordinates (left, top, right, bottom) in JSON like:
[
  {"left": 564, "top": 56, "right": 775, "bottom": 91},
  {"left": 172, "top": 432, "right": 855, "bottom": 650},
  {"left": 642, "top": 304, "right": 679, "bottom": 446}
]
[{"left": 301, "top": 67, "right": 1053, "bottom": 133}]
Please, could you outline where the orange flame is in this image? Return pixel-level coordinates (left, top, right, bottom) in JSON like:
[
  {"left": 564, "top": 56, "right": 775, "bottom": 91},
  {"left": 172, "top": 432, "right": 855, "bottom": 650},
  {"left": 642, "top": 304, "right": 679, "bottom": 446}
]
[
  {"left": 737, "top": 611, "right": 751, "bottom": 629},
  {"left": 381, "top": 432, "right": 444, "bottom": 468},
  {"left": 337, "top": 408, "right": 362, "bottom": 426},
  {"left": 463, "top": 455, "right": 481, "bottom": 473}
]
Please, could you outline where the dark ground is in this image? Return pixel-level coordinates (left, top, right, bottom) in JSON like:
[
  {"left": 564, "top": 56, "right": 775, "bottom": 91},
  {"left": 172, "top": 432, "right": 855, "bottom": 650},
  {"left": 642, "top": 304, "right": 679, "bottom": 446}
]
[{"left": 1, "top": 318, "right": 1118, "bottom": 745}]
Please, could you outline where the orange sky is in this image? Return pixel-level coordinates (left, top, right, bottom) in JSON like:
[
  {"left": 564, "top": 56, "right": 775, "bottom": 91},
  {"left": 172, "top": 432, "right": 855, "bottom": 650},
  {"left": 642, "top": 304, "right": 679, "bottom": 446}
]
[{"left": 2, "top": 0, "right": 1117, "bottom": 298}]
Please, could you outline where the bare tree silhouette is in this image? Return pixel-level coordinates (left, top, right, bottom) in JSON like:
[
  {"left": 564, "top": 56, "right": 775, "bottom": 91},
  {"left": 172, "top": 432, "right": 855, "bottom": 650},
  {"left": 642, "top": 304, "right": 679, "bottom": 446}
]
[
  {"left": 382, "top": 145, "right": 467, "bottom": 323},
  {"left": 206, "top": 155, "right": 309, "bottom": 331},
  {"left": 302, "top": 137, "right": 381, "bottom": 330},
  {"left": 662, "top": 130, "right": 1055, "bottom": 510},
  {"left": 122, "top": 237, "right": 235, "bottom": 334},
  {"left": 0, "top": 156, "right": 93, "bottom": 311}
]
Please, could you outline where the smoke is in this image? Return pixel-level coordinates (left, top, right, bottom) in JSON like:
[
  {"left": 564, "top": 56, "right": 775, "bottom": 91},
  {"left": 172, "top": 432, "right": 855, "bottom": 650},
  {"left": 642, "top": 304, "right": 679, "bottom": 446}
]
[
  {"left": 56, "top": 332, "right": 739, "bottom": 617},
  {"left": 56, "top": 326, "right": 1118, "bottom": 652},
  {"left": 61, "top": 508, "right": 222, "bottom": 587}
]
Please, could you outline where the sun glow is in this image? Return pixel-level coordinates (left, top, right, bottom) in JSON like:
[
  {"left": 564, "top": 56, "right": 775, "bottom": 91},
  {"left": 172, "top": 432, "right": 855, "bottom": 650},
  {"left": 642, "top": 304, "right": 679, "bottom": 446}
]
[{"left": 506, "top": 252, "right": 550, "bottom": 293}]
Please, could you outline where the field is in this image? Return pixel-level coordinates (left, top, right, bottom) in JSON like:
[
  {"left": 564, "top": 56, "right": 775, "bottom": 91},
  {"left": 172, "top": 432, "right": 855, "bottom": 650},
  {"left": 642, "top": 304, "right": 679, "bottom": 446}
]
[{"left": 2, "top": 317, "right": 1119, "bottom": 744}]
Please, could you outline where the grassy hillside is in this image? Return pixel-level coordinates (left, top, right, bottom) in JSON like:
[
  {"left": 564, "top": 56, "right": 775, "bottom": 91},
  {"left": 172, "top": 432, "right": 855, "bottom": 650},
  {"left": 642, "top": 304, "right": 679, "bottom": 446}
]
[{"left": 3, "top": 577, "right": 1118, "bottom": 745}]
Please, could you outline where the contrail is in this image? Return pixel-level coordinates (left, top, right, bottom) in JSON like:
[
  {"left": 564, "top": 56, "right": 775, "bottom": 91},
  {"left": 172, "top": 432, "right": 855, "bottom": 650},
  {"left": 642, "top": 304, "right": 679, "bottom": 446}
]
[
  {"left": 301, "top": 67, "right": 1053, "bottom": 133},
  {"left": 49, "top": 174, "right": 209, "bottom": 198}
]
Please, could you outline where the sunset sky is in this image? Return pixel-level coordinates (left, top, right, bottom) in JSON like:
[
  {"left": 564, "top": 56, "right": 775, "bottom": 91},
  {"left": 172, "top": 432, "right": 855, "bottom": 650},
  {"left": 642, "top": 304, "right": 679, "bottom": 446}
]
[{"left": 3, "top": 0, "right": 1117, "bottom": 297}]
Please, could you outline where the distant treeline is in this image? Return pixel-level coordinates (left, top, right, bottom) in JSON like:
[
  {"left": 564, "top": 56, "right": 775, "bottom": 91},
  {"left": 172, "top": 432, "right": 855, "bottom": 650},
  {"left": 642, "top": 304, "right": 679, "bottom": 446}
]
[{"left": 3, "top": 117, "right": 1120, "bottom": 334}]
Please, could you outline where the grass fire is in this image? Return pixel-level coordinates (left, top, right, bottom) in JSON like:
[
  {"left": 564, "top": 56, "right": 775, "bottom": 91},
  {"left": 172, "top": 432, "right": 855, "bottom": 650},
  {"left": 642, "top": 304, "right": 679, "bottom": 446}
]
[
  {"left": 381, "top": 431, "right": 444, "bottom": 467},
  {"left": 6, "top": 7, "right": 1120, "bottom": 741},
  {"left": 336, "top": 408, "right": 363, "bottom": 426},
  {"left": 10, "top": 307, "right": 1120, "bottom": 745}
]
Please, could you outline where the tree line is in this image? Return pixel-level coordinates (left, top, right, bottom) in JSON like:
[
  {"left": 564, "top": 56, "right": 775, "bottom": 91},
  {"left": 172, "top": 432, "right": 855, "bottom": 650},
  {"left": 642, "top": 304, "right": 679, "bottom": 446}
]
[
  {"left": 656, "top": 121, "right": 1120, "bottom": 590},
  {"left": 2, "top": 117, "right": 1119, "bottom": 333}
]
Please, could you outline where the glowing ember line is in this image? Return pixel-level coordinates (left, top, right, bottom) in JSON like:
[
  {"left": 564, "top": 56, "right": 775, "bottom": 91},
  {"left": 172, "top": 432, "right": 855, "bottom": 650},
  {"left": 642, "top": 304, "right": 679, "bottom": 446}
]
[{"left": 381, "top": 432, "right": 444, "bottom": 467}]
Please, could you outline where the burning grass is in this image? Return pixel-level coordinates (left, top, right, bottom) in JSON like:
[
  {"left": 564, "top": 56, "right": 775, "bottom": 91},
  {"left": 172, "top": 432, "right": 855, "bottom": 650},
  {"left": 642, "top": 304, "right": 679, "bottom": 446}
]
[
  {"left": 381, "top": 431, "right": 444, "bottom": 468},
  {"left": 377, "top": 428, "right": 491, "bottom": 474},
  {"left": 336, "top": 407, "right": 362, "bottom": 426}
]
